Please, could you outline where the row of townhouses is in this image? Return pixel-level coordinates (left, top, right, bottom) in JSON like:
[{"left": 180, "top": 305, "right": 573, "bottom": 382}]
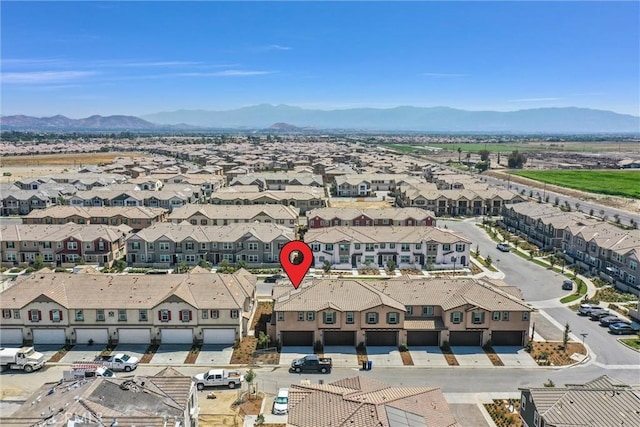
[
  {"left": 209, "top": 186, "right": 327, "bottom": 213},
  {"left": 304, "top": 226, "right": 471, "bottom": 270},
  {"left": 22, "top": 205, "right": 168, "bottom": 230},
  {"left": 168, "top": 204, "right": 300, "bottom": 228},
  {"left": 0, "top": 268, "right": 255, "bottom": 346},
  {"left": 501, "top": 201, "right": 640, "bottom": 295},
  {"left": 229, "top": 172, "right": 324, "bottom": 190},
  {"left": 1, "top": 223, "right": 131, "bottom": 267},
  {"left": 269, "top": 277, "right": 533, "bottom": 348},
  {"left": 306, "top": 207, "right": 436, "bottom": 228}
]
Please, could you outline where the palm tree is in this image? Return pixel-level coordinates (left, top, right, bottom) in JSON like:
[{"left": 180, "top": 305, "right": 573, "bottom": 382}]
[{"left": 457, "top": 147, "right": 462, "bottom": 164}]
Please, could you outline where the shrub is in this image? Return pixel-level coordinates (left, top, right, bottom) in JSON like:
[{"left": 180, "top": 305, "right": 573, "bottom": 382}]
[{"left": 398, "top": 344, "right": 409, "bottom": 352}]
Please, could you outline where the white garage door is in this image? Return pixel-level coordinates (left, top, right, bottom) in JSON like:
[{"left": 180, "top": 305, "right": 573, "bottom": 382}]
[
  {"left": 203, "top": 329, "right": 236, "bottom": 344},
  {"left": 118, "top": 329, "right": 151, "bottom": 344},
  {"left": 33, "top": 329, "right": 66, "bottom": 344},
  {"left": 0, "top": 328, "right": 24, "bottom": 345},
  {"left": 75, "top": 329, "right": 109, "bottom": 344},
  {"left": 160, "top": 329, "right": 193, "bottom": 344}
]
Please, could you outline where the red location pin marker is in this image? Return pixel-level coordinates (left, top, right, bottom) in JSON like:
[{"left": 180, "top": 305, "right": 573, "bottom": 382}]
[{"left": 280, "top": 241, "right": 313, "bottom": 289}]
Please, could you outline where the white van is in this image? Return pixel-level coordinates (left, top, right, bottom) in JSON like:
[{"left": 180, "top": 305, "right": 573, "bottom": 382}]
[{"left": 272, "top": 388, "right": 289, "bottom": 415}]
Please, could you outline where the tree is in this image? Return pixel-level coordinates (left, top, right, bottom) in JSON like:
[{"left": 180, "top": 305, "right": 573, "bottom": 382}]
[
  {"left": 257, "top": 331, "right": 271, "bottom": 349},
  {"left": 549, "top": 256, "right": 556, "bottom": 270},
  {"left": 386, "top": 259, "right": 397, "bottom": 272},
  {"left": 466, "top": 152, "right": 471, "bottom": 164},
  {"left": 245, "top": 368, "right": 256, "bottom": 396},
  {"left": 485, "top": 255, "right": 492, "bottom": 267},
  {"left": 237, "top": 260, "right": 248, "bottom": 270},
  {"left": 475, "top": 161, "right": 489, "bottom": 172},
  {"left": 322, "top": 260, "right": 332, "bottom": 274},
  {"left": 478, "top": 149, "right": 490, "bottom": 162},
  {"left": 562, "top": 322, "right": 571, "bottom": 349},
  {"left": 507, "top": 150, "right": 527, "bottom": 169},
  {"left": 218, "top": 258, "right": 230, "bottom": 273},
  {"left": 457, "top": 147, "right": 462, "bottom": 164},
  {"left": 198, "top": 258, "right": 211, "bottom": 269},
  {"left": 33, "top": 255, "right": 44, "bottom": 271}
]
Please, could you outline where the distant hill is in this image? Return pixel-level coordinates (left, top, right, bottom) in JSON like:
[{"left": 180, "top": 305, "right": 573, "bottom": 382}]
[
  {"left": 0, "top": 114, "right": 158, "bottom": 131},
  {"left": 269, "top": 122, "right": 301, "bottom": 131},
  {"left": 142, "top": 104, "right": 640, "bottom": 133}
]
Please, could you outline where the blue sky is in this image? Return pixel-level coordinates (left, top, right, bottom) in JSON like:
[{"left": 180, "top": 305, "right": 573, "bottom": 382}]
[{"left": 1, "top": 1, "right": 639, "bottom": 118}]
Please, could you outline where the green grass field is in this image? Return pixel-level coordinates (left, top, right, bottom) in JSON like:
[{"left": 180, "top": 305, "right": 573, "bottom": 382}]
[
  {"left": 511, "top": 170, "right": 640, "bottom": 199},
  {"left": 385, "top": 142, "right": 640, "bottom": 154}
]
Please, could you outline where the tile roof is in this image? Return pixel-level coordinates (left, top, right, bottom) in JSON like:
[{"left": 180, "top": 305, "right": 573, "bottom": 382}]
[
  {"left": 1, "top": 223, "right": 132, "bottom": 243},
  {"left": 307, "top": 207, "right": 436, "bottom": 221},
  {"left": 130, "top": 222, "right": 294, "bottom": 243},
  {"left": 24, "top": 205, "right": 167, "bottom": 219},
  {"left": 304, "top": 226, "right": 471, "bottom": 244},
  {"left": 168, "top": 204, "right": 300, "bottom": 220}
]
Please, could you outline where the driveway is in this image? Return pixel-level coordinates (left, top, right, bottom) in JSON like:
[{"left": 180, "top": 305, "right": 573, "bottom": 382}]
[
  {"left": 59, "top": 344, "right": 104, "bottom": 364},
  {"left": 366, "top": 346, "right": 403, "bottom": 367},
  {"left": 262, "top": 393, "right": 289, "bottom": 424},
  {"left": 34, "top": 345, "right": 65, "bottom": 363},
  {"left": 113, "top": 344, "right": 148, "bottom": 362},
  {"left": 279, "top": 347, "right": 312, "bottom": 367},
  {"left": 409, "top": 346, "right": 449, "bottom": 367},
  {"left": 450, "top": 347, "right": 493, "bottom": 367},
  {"left": 492, "top": 346, "right": 538, "bottom": 368},
  {"left": 323, "top": 346, "right": 358, "bottom": 368},
  {"left": 150, "top": 344, "right": 190, "bottom": 364},
  {"left": 196, "top": 344, "right": 234, "bottom": 365}
]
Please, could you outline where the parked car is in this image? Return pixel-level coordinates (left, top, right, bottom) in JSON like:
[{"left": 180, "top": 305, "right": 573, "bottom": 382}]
[
  {"left": 272, "top": 388, "right": 289, "bottom": 415},
  {"left": 264, "top": 274, "right": 284, "bottom": 283},
  {"left": 93, "top": 353, "right": 139, "bottom": 372},
  {"left": 496, "top": 243, "right": 511, "bottom": 252},
  {"left": 562, "top": 280, "right": 574, "bottom": 291},
  {"left": 290, "top": 354, "right": 332, "bottom": 374},
  {"left": 589, "top": 309, "right": 611, "bottom": 321},
  {"left": 599, "top": 316, "right": 622, "bottom": 326},
  {"left": 194, "top": 369, "right": 244, "bottom": 390},
  {"left": 578, "top": 304, "right": 602, "bottom": 316},
  {"left": 609, "top": 322, "right": 640, "bottom": 335}
]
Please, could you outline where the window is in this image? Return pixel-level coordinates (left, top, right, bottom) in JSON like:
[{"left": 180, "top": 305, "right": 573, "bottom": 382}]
[
  {"left": 522, "top": 312, "right": 529, "bottom": 321},
  {"left": 366, "top": 312, "right": 378, "bottom": 324},
  {"left": 365, "top": 243, "right": 375, "bottom": 252},
  {"left": 456, "top": 244, "right": 466, "bottom": 252},
  {"left": 96, "top": 309, "right": 105, "bottom": 321},
  {"left": 85, "top": 242, "right": 92, "bottom": 250},
  {"left": 472, "top": 312, "right": 485, "bottom": 324},
  {"left": 180, "top": 309, "right": 192, "bottom": 322},
  {"left": 248, "top": 242, "right": 259, "bottom": 251},
  {"left": 442, "top": 244, "right": 450, "bottom": 251},
  {"left": 50, "top": 309, "right": 62, "bottom": 322},
  {"left": 630, "top": 261, "right": 637, "bottom": 271},
  {"left": 323, "top": 311, "right": 336, "bottom": 324},
  {"left": 160, "top": 254, "right": 171, "bottom": 262},
  {"left": 148, "top": 242, "right": 154, "bottom": 250},
  {"left": 298, "top": 312, "right": 304, "bottom": 321},
  {"left": 118, "top": 309, "right": 127, "bottom": 321},
  {"left": 75, "top": 310, "right": 84, "bottom": 321},
  {"left": 422, "top": 306, "right": 434, "bottom": 316},
  {"left": 159, "top": 242, "right": 170, "bottom": 251},
  {"left": 354, "top": 243, "right": 361, "bottom": 250},
  {"left": 231, "top": 309, "right": 239, "bottom": 319},
  {"left": 277, "top": 312, "right": 284, "bottom": 321},
  {"left": 380, "top": 243, "right": 386, "bottom": 249},
  {"left": 450, "top": 311, "right": 462, "bottom": 324},
  {"left": 139, "top": 310, "right": 148, "bottom": 322},
  {"left": 210, "top": 309, "right": 219, "bottom": 319},
  {"left": 2, "top": 309, "right": 11, "bottom": 319},
  {"left": 415, "top": 243, "right": 422, "bottom": 250},
  {"left": 185, "top": 242, "right": 195, "bottom": 250},
  {"left": 406, "top": 306, "right": 413, "bottom": 316},
  {"left": 159, "top": 309, "right": 171, "bottom": 322},
  {"left": 13, "top": 310, "right": 20, "bottom": 319},
  {"left": 493, "top": 312, "right": 501, "bottom": 321},
  {"left": 311, "top": 243, "right": 320, "bottom": 252},
  {"left": 29, "top": 309, "right": 41, "bottom": 322},
  {"left": 346, "top": 311, "right": 354, "bottom": 324},
  {"left": 6, "top": 242, "right": 14, "bottom": 248},
  {"left": 202, "top": 310, "right": 209, "bottom": 319},
  {"left": 67, "top": 241, "right": 78, "bottom": 250},
  {"left": 401, "top": 243, "right": 410, "bottom": 251},
  {"left": 400, "top": 255, "right": 410, "bottom": 263},
  {"left": 325, "top": 244, "right": 334, "bottom": 251},
  {"left": 222, "top": 242, "right": 233, "bottom": 250},
  {"left": 389, "top": 243, "right": 395, "bottom": 249},
  {"left": 247, "top": 255, "right": 259, "bottom": 262},
  {"left": 387, "top": 312, "right": 399, "bottom": 324},
  {"left": 502, "top": 312, "right": 510, "bottom": 321},
  {"left": 306, "top": 312, "right": 315, "bottom": 321}
]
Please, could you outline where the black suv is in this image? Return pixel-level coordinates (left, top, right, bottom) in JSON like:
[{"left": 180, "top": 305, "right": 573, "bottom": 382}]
[{"left": 264, "top": 274, "right": 284, "bottom": 283}]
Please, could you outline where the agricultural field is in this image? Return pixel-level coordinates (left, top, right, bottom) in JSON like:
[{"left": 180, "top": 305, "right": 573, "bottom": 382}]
[
  {"left": 386, "top": 141, "right": 640, "bottom": 154},
  {"left": 0, "top": 152, "right": 145, "bottom": 167},
  {"left": 511, "top": 170, "right": 640, "bottom": 199}
]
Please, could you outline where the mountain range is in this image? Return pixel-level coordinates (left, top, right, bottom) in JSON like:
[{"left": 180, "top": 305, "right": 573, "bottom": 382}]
[{"left": 2, "top": 105, "right": 639, "bottom": 133}]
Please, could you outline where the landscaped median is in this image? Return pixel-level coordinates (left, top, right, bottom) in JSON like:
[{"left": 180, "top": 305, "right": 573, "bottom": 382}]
[
  {"left": 559, "top": 279, "right": 588, "bottom": 304},
  {"left": 618, "top": 337, "right": 640, "bottom": 352}
]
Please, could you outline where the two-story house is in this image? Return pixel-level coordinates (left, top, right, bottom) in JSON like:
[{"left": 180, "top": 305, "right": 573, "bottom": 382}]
[
  {"left": 168, "top": 204, "right": 300, "bottom": 229},
  {"left": 23, "top": 205, "right": 168, "bottom": 231},
  {"left": 306, "top": 207, "right": 436, "bottom": 228}
]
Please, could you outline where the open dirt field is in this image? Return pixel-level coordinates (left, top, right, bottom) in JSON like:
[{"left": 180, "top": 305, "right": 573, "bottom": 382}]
[{"left": 198, "top": 390, "right": 242, "bottom": 427}]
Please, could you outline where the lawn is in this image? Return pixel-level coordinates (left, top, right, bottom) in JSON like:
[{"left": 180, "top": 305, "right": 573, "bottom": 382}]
[
  {"left": 619, "top": 337, "right": 640, "bottom": 350},
  {"left": 510, "top": 170, "right": 640, "bottom": 199}
]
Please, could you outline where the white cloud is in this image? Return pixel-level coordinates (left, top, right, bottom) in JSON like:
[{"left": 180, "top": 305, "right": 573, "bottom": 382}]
[
  {"left": 510, "top": 97, "right": 562, "bottom": 102},
  {"left": 265, "top": 44, "right": 292, "bottom": 51},
  {"left": 421, "top": 72, "right": 468, "bottom": 77},
  {"left": 1, "top": 71, "right": 98, "bottom": 84}
]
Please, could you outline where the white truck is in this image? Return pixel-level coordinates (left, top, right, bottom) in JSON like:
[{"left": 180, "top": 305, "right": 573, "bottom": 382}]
[
  {"left": 194, "top": 369, "right": 244, "bottom": 390},
  {"left": 93, "top": 353, "right": 139, "bottom": 372},
  {"left": 0, "top": 346, "right": 46, "bottom": 373},
  {"left": 64, "top": 363, "right": 116, "bottom": 381}
]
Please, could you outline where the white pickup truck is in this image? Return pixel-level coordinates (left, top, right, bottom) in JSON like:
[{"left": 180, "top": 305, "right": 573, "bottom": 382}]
[
  {"left": 194, "top": 369, "right": 244, "bottom": 390},
  {"left": 93, "top": 353, "right": 139, "bottom": 372}
]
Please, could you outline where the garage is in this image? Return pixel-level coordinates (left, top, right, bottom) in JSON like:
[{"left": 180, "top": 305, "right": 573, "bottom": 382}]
[
  {"left": 366, "top": 331, "right": 398, "bottom": 346},
  {"left": 33, "top": 329, "right": 66, "bottom": 345},
  {"left": 75, "top": 328, "right": 109, "bottom": 345},
  {"left": 323, "top": 331, "right": 355, "bottom": 346},
  {"left": 449, "top": 331, "right": 482, "bottom": 346},
  {"left": 492, "top": 331, "right": 524, "bottom": 346},
  {"left": 118, "top": 328, "right": 151, "bottom": 344},
  {"left": 0, "top": 328, "right": 23, "bottom": 345},
  {"left": 160, "top": 329, "right": 193, "bottom": 344},
  {"left": 281, "top": 331, "right": 314, "bottom": 347},
  {"left": 203, "top": 328, "right": 236, "bottom": 345},
  {"left": 407, "top": 331, "right": 439, "bottom": 346}
]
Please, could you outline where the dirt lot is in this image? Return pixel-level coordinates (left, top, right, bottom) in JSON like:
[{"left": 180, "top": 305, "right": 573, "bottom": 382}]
[{"left": 198, "top": 389, "right": 242, "bottom": 427}]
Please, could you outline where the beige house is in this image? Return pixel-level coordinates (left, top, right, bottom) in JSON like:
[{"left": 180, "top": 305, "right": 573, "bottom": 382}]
[
  {"left": 269, "top": 277, "right": 532, "bottom": 348},
  {"left": 0, "top": 268, "right": 255, "bottom": 346},
  {"left": 168, "top": 204, "right": 300, "bottom": 228},
  {"left": 307, "top": 207, "right": 436, "bottom": 228},
  {"left": 22, "top": 205, "right": 168, "bottom": 230}
]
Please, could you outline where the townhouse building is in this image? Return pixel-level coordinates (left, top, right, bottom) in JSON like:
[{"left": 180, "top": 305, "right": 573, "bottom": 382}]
[
  {"left": 307, "top": 207, "right": 436, "bottom": 228},
  {"left": 67, "top": 188, "right": 201, "bottom": 211},
  {"left": 0, "top": 223, "right": 131, "bottom": 267},
  {"left": 130, "top": 172, "right": 225, "bottom": 196},
  {"left": 230, "top": 172, "right": 323, "bottom": 190},
  {"left": 209, "top": 186, "right": 326, "bottom": 213},
  {"left": 304, "top": 226, "right": 471, "bottom": 270},
  {"left": 269, "top": 277, "right": 532, "bottom": 348},
  {"left": 334, "top": 173, "right": 406, "bottom": 197},
  {"left": 168, "top": 204, "right": 300, "bottom": 229},
  {"left": 126, "top": 222, "right": 294, "bottom": 267},
  {"left": 1, "top": 189, "right": 56, "bottom": 216},
  {"left": 0, "top": 268, "right": 255, "bottom": 346},
  {"left": 23, "top": 205, "right": 168, "bottom": 231}
]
